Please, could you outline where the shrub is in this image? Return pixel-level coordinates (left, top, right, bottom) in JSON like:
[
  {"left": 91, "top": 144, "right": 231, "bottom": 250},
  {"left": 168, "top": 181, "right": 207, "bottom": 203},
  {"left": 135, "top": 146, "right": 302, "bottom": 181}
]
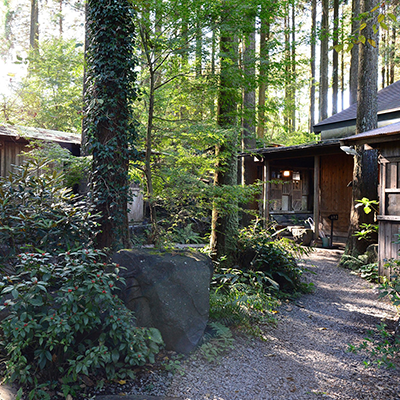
[
  {"left": 0, "top": 249, "right": 163, "bottom": 393},
  {"left": 0, "top": 159, "right": 97, "bottom": 257},
  {"left": 236, "top": 226, "right": 312, "bottom": 293}
]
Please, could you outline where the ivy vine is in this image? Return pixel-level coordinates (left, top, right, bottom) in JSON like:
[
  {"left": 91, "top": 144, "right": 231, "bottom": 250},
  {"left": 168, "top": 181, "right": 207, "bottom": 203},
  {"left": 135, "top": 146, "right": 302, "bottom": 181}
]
[{"left": 84, "top": 0, "right": 139, "bottom": 250}]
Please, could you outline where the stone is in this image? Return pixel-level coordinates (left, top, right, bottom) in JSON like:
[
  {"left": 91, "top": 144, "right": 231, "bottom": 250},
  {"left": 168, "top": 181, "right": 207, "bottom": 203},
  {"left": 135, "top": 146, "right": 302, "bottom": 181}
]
[
  {"left": 365, "top": 244, "right": 378, "bottom": 264},
  {"left": 112, "top": 249, "right": 213, "bottom": 354}
]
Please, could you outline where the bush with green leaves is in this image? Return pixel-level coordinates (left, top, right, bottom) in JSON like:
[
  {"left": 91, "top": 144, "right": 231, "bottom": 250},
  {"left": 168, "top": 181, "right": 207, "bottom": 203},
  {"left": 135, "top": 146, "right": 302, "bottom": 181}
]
[
  {"left": 0, "top": 159, "right": 97, "bottom": 256},
  {"left": 0, "top": 249, "right": 163, "bottom": 395},
  {"left": 236, "top": 225, "right": 312, "bottom": 293},
  {"left": 348, "top": 323, "right": 400, "bottom": 369}
]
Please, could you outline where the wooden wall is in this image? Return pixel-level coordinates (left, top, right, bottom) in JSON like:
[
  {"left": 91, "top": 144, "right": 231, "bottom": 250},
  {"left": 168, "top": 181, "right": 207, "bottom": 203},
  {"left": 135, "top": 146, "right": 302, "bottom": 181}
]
[
  {"left": 377, "top": 142, "right": 400, "bottom": 278},
  {"left": 0, "top": 139, "right": 28, "bottom": 178},
  {"left": 319, "top": 152, "right": 353, "bottom": 238}
]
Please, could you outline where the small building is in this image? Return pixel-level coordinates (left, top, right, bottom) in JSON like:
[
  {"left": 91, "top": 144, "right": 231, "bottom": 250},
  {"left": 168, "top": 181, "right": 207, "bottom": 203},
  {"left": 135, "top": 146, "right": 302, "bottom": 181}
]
[
  {"left": 243, "top": 80, "right": 400, "bottom": 245},
  {"left": 0, "top": 124, "right": 81, "bottom": 177},
  {"left": 341, "top": 122, "right": 400, "bottom": 278},
  {"left": 241, "top": 140, "right": 353, "bottom": 244},
  {"left": 0, "top": 124, "right": 145, "bottom": 223}
]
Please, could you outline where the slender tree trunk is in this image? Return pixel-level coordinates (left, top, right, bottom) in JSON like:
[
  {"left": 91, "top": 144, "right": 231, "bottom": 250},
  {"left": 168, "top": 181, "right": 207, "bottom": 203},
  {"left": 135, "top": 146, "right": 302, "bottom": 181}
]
[
  {"left": 381, "top": 30, "right": 386, "bottom": 89},
  {"left": 210, "top": 11, "right": 239, "bottom": 263},
  {"left": 332, "top": 0, "right": 339, "bottom": 115},
  {"left": 257, "top": 15, "right": 269, "bottom": 139},
  {"left": 242, "top": 28, "right": 256, "bottom": 151},
  {"left": 291, "top": 1, "right": 296, "bottom": 131},
  {"left": 284, "top": 8, "right": 291, "bottom": 129},
  {"left": 390, "top": 26, "right": 396, "bottom": 85},
  {"left": 309, "top": 0, "right": 316, "bottom": 132},
  {"left": 59, "top": 0, "right": 63, "bottom": 38},
  {"left": 341, "top": 2, "right": 345, "bottom": 111},
  {"left": 345, "top": 0, "right": 379, "bottom": 258},
  {"left": 350, "top": 0, "right": 360, "bottom": 105},
  {"left": 319, "top": 0, "right": 329, "bottom": 121},
  {"left": 195, "top": 19, "right": 202, "bottom": 78},
  {"left": 30, "top": 0, "right": 39, "bottom": 50}
]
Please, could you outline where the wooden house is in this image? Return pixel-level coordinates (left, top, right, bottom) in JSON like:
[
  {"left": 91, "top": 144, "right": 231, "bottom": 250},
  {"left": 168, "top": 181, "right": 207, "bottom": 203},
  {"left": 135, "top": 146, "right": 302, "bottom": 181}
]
[
  {"left": 241, "top": 140, "right": 353, "bottom": 244},
  {"left": 0, "top": 124, "right": 145, "bottom": 222},
  {"left": 0, "top": 124, "right": 80, "bottom": 177},
  {"left": 341, "top": 122, "right": 400, "bottom": 278},
  {"left": 242, "top": 80, "right": 400, "bottom": 245}
]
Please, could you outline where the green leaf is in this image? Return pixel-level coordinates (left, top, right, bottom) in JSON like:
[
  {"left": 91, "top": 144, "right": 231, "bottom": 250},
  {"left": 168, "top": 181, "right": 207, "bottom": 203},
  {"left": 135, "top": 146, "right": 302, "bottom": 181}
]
[
  {"left": 388, "top": 13, "right": 397, "bottom": 22},
  {"left": 358, "top": 35, "right": 366, "bottom": 45},
  {"left": 360, "top": 22, "right": 367, "bottom": 31},
  {"left": 368, "top": 39, "right": 377, "bottom": 48},
  {"left": 11, "top": 289, "right": 18, "bottom": 299},
  {"left": 30, "top": 298, "right": 43, "bottom": 306},
  {"left": 377, "top": 14, "right": 385, "bottom": 23},
  {"left": 111, "top": 349, "right": 120, "bottom": 364},
  {"left": 148, "top": 327, "right": 163, "bottom": 344},
  {"left": 370, "top": 4, "right": 380, "bottom": 12},
  {"left": 333, "top": 44, "right": 344, "bottom": 53},
  {"left": 380, "top": 21, "right": 388, "bottom": 30}
]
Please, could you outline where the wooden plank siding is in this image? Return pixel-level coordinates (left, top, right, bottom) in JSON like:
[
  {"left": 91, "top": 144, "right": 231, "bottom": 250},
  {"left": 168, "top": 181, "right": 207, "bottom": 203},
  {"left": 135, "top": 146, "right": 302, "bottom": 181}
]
[
  {"left": 378, "top": 142, "right": 400, "bottom": 279},
  {"left": 319, "top": 152, "right": 353, "bottom": 238},
  {"left": 0, "top": 139, "right": 28, "bottom": 178}
]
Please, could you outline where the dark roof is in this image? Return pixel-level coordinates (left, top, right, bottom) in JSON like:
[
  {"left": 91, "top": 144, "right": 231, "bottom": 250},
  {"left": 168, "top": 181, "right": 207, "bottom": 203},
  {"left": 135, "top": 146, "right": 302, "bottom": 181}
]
[
  {"left": 241, "top": 139, "right": 343, "bottom": 161},
  {"left": 0, "top": 124, "right": 81, "bottom": 144},
  {"left": 341, "top": 121, "right": 400, "bottom": 146},
  {"left": 314, "top": 80, "right": 400, "bottom": 132}
]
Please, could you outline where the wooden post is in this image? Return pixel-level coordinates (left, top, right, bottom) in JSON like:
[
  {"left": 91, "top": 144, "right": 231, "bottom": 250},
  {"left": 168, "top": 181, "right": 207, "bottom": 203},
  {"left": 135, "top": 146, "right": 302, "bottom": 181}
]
[
  {"left": 263, "top": 159, "right": 270, "bottom": 226},
  {"left": 313, "top": 155, "right": 320, "bottom": 239}
]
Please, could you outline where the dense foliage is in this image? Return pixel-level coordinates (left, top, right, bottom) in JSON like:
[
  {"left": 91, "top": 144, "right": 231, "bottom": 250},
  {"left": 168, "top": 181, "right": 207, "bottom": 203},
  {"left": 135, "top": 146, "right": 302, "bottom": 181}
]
[
  {"left": 0, "top": 249, "right": 162, "bottom": 397},
  {"left": 1, "top": 38, "right": 84, "bottom": 132},
  {"left": 0, "top": 157, "right": 163, "bottom": 397},
  {"left": 0, "top": 159, "right": 97, "bottom": 257}
]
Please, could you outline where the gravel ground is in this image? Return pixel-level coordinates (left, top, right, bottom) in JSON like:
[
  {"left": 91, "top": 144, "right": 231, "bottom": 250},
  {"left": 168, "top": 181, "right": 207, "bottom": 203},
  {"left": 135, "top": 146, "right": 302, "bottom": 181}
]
[{"left": 163, "top": 249, "right": 400, "bottom": 400}]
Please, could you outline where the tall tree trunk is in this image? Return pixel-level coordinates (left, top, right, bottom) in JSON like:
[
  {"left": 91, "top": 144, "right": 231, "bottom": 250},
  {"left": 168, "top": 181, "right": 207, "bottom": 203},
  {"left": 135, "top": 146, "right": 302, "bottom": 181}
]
[
  {"left": 309, "top": 0, "right": 316, "bottom": 132},
  {"left": 257, "top": 15, "right": 270, "bottom": 139},
  {"left": 291, "top": 1, "right": 296, "bottom": 131},
  {"left": 284, "top": 8, "right": 291, "bottom": 129},
  {"left": 30, "top": 0, "right": 39, "bottom": 50},
  {"left": 345, "top": 0, "right": 379, "bottom": 258},
  {"left": 195, "top": 19, "right": 202, "bottom": 78},
  {"left": 341, "top": 2, "right": 345, "bottom": 111},
  {"left": 350, "top": 0, "right": 360, "bottom": 105},
  {"left": 241, "top": 19, "right": 256, "bottom": 226},
  {"left": 390, "top": 26, "right": 396, "bottom": 85},
  {"left": 59, "top": 0, "right": 63, "bottom": 38},
  {"left": 332, "top": 0, "right": 339, "bottom": 115},
  {"left": 210, "top": 13, "right": 239, "bottom": 263},
  {"left": 381, "top": 30, "right": 386, "bottom": 89},
  {"left": 319, "top": 0, "right": 329, "bottom": 121},
  {"left": 85, "top": 0, "right": 137, "bottom": 250}
]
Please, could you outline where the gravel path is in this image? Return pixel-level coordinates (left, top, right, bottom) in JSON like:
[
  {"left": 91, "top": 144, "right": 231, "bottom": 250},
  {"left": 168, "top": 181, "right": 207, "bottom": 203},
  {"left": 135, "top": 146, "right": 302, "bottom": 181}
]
[{"left": 165, "top": 249, "right": 400, "bottom": 400}]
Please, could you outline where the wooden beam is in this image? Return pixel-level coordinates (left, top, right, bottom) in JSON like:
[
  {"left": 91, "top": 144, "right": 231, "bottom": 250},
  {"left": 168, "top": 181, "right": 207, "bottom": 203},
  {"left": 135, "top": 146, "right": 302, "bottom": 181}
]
[
  {"left": 263, "top": 159, "right": 270, "bottom": 225},
  {"left": 313, "top": 156, "right": 320, "bottom": 239}
]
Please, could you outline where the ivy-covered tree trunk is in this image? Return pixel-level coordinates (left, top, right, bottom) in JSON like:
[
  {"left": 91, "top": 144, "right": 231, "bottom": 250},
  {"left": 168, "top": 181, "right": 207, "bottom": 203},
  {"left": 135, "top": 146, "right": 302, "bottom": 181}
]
[
  {"left": 84, "top": 0, "right": 138, "bottom": 250},
  {"left": 345, "top": 0, "right": 379, "bottom": 257},
  {"left": 210, "top": 10, "right": 239, "bottom": 263}
]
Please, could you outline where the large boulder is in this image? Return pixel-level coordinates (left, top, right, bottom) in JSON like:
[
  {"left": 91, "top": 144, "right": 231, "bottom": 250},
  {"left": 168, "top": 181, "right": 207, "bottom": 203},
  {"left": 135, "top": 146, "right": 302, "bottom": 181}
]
[{"left": 112, "top": 248, "right": 213, "bottom": 354}]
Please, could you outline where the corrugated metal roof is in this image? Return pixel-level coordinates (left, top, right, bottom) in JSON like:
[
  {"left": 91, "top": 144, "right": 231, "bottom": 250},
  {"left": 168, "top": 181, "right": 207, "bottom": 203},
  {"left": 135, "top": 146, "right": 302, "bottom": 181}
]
[
  {"left": 0, "top": 124, "right": 81, "bottom": 144},
  {"left": 314, "top": 80, "right": 400, "bottom": 130}
]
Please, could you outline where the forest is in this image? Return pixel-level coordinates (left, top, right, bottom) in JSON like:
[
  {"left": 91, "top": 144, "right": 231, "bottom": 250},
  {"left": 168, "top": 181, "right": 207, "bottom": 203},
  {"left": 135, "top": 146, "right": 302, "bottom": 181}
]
[{"left": 0, "top": 0, "right": 399, "bottom": 397}]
